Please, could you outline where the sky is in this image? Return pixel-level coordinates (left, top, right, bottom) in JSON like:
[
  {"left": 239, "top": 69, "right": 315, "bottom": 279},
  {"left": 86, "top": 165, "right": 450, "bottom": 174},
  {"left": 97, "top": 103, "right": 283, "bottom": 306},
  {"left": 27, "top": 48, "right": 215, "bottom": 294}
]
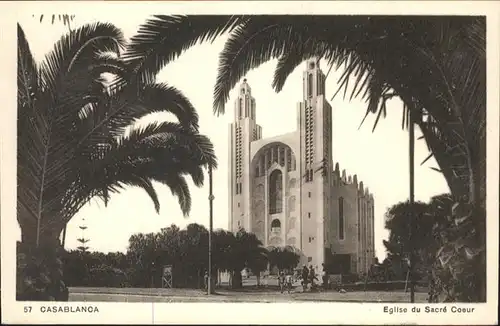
[{"left": 17, "top": 13, "right": 450, "bottom": 260}]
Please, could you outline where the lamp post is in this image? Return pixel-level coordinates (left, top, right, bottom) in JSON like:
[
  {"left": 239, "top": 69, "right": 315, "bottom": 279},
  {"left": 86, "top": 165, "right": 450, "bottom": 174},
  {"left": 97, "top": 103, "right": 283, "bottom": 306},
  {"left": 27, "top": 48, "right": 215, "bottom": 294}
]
[
  {"left": 208, "top": 165, "right": 214, "bottom": 295},
  {"left": 408, "top": 109, "right": 415, "bottom": 303}
]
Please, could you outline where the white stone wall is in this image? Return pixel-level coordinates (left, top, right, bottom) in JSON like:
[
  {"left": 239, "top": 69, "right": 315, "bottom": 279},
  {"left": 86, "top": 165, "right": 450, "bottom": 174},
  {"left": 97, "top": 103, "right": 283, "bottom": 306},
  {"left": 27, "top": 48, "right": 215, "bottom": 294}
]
[{"left": 228, "top": 62, "right": 375, "bottom": 276}]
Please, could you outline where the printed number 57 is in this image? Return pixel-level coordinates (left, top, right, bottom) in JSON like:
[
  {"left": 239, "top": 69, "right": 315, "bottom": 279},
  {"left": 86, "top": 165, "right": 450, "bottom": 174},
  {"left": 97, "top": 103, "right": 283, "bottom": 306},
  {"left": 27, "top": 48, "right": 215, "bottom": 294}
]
[{"left": 24, "top": 306, "right": 32, "bottom": 313}]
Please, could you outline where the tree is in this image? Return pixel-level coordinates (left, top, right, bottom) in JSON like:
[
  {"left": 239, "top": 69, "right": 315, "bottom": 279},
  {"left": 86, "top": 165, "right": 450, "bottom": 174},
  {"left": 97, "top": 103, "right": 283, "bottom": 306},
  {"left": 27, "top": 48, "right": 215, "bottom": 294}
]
[
  {"left": 226, "top": 229, "right": 268, "bottom": 289},
  {"left": 126, "top": 232, "right": 160, "bottom": 287},
  {"left": 125, "top": 224, "right": 268, "bottom": 289},
  {"left": 267, "top": 245, "right": 301, "bottom": 272},
  {"left": 383, "top": 193, "right": 470, "bottom": 301},
  {"left": 17, "top": 21, "right": 216, "bottom": 300},
  {"left": 126, "top": 15, "right": 486, "bottom": 302},
  {"left": 247, "top": 249, "right": 268, "bottom": 287},
  {"left": 383, "top": 200, "right": 437, "bottom": 282}
]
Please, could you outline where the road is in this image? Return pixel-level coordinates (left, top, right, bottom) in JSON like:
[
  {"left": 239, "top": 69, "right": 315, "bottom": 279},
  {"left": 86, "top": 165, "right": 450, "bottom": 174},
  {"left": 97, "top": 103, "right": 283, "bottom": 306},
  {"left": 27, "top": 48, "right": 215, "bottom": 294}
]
[{"left": 69, "top": 287, "right": 428, "bottom": 303}]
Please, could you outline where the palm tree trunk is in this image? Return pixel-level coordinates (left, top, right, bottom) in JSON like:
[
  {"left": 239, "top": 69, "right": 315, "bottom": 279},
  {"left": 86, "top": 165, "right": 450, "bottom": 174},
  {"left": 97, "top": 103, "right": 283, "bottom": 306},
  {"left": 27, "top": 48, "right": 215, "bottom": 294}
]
[
  {"left": 231, "top": 270, "right": 243, "bottom": 289},
  {"left": 17, "top": 221, "right": 68, "bottom": 301}
]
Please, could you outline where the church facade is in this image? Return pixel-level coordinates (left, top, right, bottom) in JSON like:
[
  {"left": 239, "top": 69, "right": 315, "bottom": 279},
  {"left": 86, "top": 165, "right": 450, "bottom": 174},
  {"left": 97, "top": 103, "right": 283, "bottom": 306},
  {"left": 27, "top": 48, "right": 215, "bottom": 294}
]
[{"left": 228, "top": 59, "right": 376, "bottom": 276}]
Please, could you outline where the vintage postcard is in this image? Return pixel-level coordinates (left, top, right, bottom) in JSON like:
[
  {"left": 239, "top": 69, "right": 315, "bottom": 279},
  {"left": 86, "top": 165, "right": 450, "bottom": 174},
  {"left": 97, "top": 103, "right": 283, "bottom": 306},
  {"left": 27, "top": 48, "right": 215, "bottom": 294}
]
[{"left": 1, "top": 0, "right": 499, "bottom": 324}]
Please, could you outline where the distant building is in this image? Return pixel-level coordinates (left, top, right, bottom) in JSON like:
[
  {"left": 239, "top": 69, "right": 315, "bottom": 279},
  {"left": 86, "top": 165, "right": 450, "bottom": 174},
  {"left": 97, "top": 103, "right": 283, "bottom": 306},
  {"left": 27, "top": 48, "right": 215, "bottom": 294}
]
[{"left": 228, "top": 58, "right": 375, "bottom": 275}]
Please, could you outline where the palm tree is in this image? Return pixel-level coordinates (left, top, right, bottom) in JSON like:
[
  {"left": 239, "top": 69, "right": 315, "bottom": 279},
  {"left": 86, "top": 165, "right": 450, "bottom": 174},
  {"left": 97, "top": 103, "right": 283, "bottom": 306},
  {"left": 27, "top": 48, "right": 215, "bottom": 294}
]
[
  {"left": 267, "top": 245, "right": 301, "bottom": 273},
  {"left": 224, "top": 229, "right": 267, "bottom": 289},
  {"left": 17, "top": 22, "right": 216, "bottom": 300},
  {"left": 125, "top": 15, "right": 486, "bottom": 302}
]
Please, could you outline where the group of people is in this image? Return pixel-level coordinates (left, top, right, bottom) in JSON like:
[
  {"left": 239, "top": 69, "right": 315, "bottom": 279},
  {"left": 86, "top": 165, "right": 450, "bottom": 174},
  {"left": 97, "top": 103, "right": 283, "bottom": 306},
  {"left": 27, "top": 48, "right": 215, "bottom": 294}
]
[{"left": 278, "top": 264, "right": 329, "bottom": 294}]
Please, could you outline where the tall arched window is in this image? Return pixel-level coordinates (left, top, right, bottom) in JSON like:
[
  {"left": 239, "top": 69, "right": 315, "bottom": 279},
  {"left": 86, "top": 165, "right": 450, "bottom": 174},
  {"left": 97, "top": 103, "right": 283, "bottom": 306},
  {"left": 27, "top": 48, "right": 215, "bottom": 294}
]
[
  {"left": 308, "top": 74, "right": 313, "bottom": 97},
  {"left": 239, "top": 98, "right": 243, "bottom": 118},
  {"left": 338, "top": 197, "right": 345, "bottom": 240},
  {"left": 269, "top": 169, "right": 283, "bottom": 214},
  {"left": 245, "top": 95, "right": 249, "bottom": 117}
]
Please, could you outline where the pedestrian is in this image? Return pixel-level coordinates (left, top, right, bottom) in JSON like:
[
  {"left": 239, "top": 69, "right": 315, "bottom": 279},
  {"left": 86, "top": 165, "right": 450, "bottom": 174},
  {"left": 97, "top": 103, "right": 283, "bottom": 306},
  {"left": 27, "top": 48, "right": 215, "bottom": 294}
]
[
  {"left": 285, "top": 269, "right": 293, "bottom": 294},
  {"left": 308, "top": 265, "right": 318, "bottom": 291},
  {"left": 321, "top": 263, "right": 328, "bottom": 290},
  {"left": 203, "top": 271, "right": 209, "bottom": 292},
  {"left": 278, "top": 270, "right": 286, "bottom": 293},
  {"left": 301, "top": 265, "right": 309, "bottom": 292}
]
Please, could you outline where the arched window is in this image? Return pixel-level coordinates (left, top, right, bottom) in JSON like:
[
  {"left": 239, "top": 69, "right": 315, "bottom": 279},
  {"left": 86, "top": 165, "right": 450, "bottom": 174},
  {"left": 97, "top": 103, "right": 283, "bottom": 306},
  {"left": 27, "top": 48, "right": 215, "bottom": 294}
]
[
  {"left": 286, "top": 150, "right": 296, "bottom": 171},
  {"left": 308, "top": 73, "right": 313, "bottom": 97},
  {"left": 245, "top": 95, "right": 249, "bottom": 117},
  {"left": 271, "top": 219, "right": 281, "bottom": 233},
  {"left": 269, "top": 170, "right": 283, "bottom": 214},
  {"left": 338, "top": 197, "right": 345, "bottom": 240},
  {"left": 239, "top": 98, "right": 243, "bottom": 118}
]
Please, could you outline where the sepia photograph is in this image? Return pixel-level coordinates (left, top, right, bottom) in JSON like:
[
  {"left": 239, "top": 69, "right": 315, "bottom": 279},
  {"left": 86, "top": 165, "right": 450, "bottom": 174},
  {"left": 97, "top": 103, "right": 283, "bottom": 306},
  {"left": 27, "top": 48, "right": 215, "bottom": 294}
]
[{"left": 1, "top": 1, "right": 499, "bottom": 324}]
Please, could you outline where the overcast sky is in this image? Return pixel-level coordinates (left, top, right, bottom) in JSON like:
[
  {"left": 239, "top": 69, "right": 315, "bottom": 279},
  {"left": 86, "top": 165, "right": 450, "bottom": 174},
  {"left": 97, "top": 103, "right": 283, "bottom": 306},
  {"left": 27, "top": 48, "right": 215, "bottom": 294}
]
[{"left": 16, "top": 13, "right": 451, "bottom": 260}]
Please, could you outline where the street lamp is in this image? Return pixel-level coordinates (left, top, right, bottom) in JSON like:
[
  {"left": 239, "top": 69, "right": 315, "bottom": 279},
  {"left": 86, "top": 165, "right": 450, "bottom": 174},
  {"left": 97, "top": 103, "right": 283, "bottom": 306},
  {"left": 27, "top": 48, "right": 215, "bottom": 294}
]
[{"left": 408, "top": 109, "right": 415, "bottom": 303}]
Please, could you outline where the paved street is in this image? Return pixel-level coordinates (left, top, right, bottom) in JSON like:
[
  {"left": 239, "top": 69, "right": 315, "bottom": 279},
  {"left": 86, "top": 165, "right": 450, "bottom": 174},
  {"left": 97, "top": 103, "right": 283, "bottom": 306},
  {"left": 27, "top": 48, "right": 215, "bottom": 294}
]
[{"left": 69, "top": 286, "right": 427, "bottom": 303}]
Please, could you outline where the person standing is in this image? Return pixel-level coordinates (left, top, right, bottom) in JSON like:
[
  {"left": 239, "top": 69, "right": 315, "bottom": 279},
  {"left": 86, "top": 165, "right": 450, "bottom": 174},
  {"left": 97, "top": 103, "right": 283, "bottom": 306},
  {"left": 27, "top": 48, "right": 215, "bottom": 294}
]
[
  {"left": 278, "top": 270, "right": 286, "bottom": 293},
  {"left": 308, "top": 265, "right": 318, "bottom": 291},
  {"left": 203, "top": 271, "right": 209, "bottom": 293},
  {"left": 285, "top": 269, "right": 293, "bottom": 294},
  {"left": 321, "top": 263, "right": 328, "bottom": 290},
  {"left": 301, "top": 265, "right": 309, "bottom": 292}
]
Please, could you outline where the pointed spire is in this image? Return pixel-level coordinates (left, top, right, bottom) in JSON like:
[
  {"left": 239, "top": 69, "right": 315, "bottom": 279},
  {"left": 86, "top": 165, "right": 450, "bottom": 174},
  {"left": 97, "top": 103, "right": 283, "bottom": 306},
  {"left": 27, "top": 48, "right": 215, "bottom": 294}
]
[
  {"left": 240, "top": 77, "right": 251, "bottom": 94},
  {"left": 235, "top": 77, "right": 255, "bottom": 120},
  {"left": 353, "top": 174, "right": 358, "bottom": 185},
  {"left": 359, "top": 181, "right": 364, "bottom": 192},
  {"left": 307, "top": 57, "right": 321, "bottom": 69}
]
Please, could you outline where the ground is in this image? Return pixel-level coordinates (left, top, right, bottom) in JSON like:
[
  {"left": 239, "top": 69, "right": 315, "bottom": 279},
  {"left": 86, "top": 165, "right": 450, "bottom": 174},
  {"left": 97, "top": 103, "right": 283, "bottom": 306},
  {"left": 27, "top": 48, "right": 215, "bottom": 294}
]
[{"left": 69, "top": 276, "right": 427, "bottom": 303}]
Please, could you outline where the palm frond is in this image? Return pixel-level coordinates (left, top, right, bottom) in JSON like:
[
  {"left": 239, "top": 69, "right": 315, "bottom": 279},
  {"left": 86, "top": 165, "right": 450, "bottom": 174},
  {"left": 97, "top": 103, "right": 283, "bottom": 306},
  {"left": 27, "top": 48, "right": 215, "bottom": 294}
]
[
  {"left": 118, "top": 177, "right": 161, "bottom": 213},
  {"left": 213, "top": 17, "right": 317, "bottom": 114},
  {"left": 17, "top": 23, "right": 127, "bottom": 244},
  {"left": 66, "top": 120, "right": 216, "bottom": 217},
  {"left": 138, "top": 83, "right": 200, "bottom": 130},
  {"left": 40, "top": 22, "right": 126, "bottom": 101},
  {"left": 75, "top": 81, "right": 201, "bottom": 155},
  {"left": 157, "top": 174, "right": 191, "bottom": 216},
  {"left": 36, "top": 14, "right": 75, "bottom": 27},
  {"left": 125, "top": 15, "right": 245, "bottom": 83},
  {"left": 272, "top": 40, "right": 328, "bottom": 92},
  {"left": 461, "top": 17, "right": 486, "bottom": 59},
  {"left": 17, "top": 24, "right": 39, "bottom": 141}
]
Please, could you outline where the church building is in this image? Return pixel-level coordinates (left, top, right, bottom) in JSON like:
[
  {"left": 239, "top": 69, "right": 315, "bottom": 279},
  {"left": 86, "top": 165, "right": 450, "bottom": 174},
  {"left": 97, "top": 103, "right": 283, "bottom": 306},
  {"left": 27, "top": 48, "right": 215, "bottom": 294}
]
[{"left": 228, "top": 58, "right": 376, "bottom": 276}]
